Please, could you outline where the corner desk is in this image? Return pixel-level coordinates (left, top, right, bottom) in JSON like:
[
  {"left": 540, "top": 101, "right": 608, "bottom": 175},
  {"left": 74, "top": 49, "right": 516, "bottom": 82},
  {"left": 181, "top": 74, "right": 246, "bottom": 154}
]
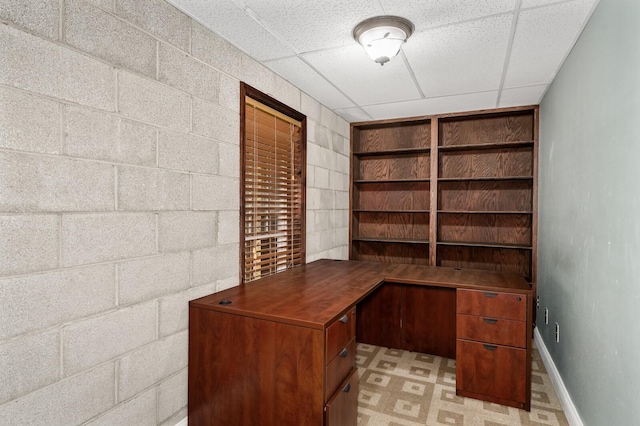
[{"left": 188, "top": 259, "right": 533, "bottom": 425}]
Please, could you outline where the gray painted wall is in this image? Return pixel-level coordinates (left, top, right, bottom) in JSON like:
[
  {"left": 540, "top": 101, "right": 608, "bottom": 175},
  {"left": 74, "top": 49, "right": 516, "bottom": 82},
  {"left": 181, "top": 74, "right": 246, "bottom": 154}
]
[{"left": 538, "top": 0, "right": 640, "bottom": 424}]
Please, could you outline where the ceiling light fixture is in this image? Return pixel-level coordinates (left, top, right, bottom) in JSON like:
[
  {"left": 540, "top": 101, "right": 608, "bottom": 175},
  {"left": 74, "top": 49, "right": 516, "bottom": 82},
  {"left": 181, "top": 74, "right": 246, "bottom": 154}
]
[{"left": 353, "top": 16, "right": 414, "bottom": 66}]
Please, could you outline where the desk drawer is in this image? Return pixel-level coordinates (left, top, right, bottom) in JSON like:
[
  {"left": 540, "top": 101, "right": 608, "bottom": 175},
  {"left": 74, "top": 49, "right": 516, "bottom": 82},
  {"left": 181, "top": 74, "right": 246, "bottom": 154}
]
[
  {"left": 326, "top": 307, "right": 356, "bottom": 362},
  {"left": 457, "top": 314, "right": 526, "bottom": 348},
  {"left": 325, "top": 338, "right": 355, "bottom": 401},
  {"left": 456, "top": 339, "right": 526, "bottom": 405},
  {"left": 325, "top": 368, "right": 358, "bottom": 426},
  {"left": 457, "top": 289, "right": 526, "bottom": 321}
]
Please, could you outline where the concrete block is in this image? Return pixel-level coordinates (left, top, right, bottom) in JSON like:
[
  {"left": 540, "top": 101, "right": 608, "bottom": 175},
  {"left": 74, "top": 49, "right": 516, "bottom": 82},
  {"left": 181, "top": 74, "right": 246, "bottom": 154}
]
[
  {"left": 158, "top": 369, "right": 187, "bottom": 423},
  {"left": 0, "top": 151, "right": 115, "bottom": 213},
  {"left": 218, "top": 142, "right": 240, "bottom": 178},
  {"left": 306, "top": 210, "right": 314, "bottom": 234},
  {"left": 158, "top": 43, "right": 219, "bottom": 104},
  {"left": 274, "top": 76, "right": 301, "bottom": 111},
  {"left": 192, "top": 97, "right": 239, "bottom": 145},
  {"left": 217, "top": 275, "right": 239, "bottom": 292},
  {"left": 219, "top": 74, "right": 240, "bottom": 112},
  {"left": 115, "top": 0, "right": 190, "bottom": 52},
  {"left": 192, "top": 21, "right": 242, "bottom": 76},
  {"left": 335, "top": 190, "right": 350, "bottom": 210},
  {"left": 158, "top": 211, "right": 217, "bottom": 252},
  {"left": 337, "top": 117, "right": 350, "bottom": 138},
  {"left": 158, "top": 284, "right": 216, "bottom": 338},
  {"left": 160, "top": 407, "right": 187, "bottom": 426},
  {"left": 118, "top": 252, "right": 190, "bottom": 305},
  {"left": 241, "top": 56, "right": 276, "bottom": 96},
  {"left": 307, "top": 143, "right": 334, "bottom": 168},
  {"left": 0, "top": 364, "right": 114, "bottom": 425},
  {"left": 315, "top": 167, "right": 330, "bottom": 189},
  {"left": 118, "top": 330, "right": 188, "bottom": 401},
  {"left": 217, "top": 210, "right": 239, "bottom": 245},
  {"left": 0, "top": 264, "right": 115, "bottom": 340},
  {"left": 314, "top": 124, "right": 331, "bottom": 149},
  {"left": 85, "top": 388, "right": 156, "bottom": 426},
  {"left": 335, "top": 227, "right": 349, "bottom": 247},
  {"left": 336, "top": 153, "right": 350, "bottom": 174},
  {"left": 332, "top": 133, "right": 349, "bottom": 156},
  {"left": 0, "top": 329, "right": 59, "bottom": 405},
  {"left": 330, "top": 170, "right": 349, "bottom": 192},
  {"left": 306, "top": 119, "right": 316, "bottom": 143},
  {"left": 118, "top": 71, "right": 190, "bottom": 132},
  {"left": 64, "top": 105, "right": 157, "bottom": 166},
  {"left": 158, "top": 129, "right": 218, "bottom": 174},
  {"left": 192, "top": 244, "right": 239, "bottom": 285},
  {"left": 320, "top": 105, "right": 338, "bottom": 133},
  {"left": 63, "top": 302, "right": 156, "bottom": 376},
  {"left": 62, "top": 213, "right": 156, "bottom": 266},
  {"left": 0, "top": 0, "right": 59, "bottom": 39},
  {"left": 117, "top": 166, "right": 190, "bottom": 211},
  {"left": 87, "top": 0, "right": 113, "bottom": 10},
  {"left": 0, "top": 215, "right": 58, "bottom": 276},
  {"left": 307, "top": 188, "right": 333, "bottom": 210},
  {"left": 64, "top": 0, "right": 156, "bottom": 78},
  {"left": 0, "top": 25, "right": 115, "bottom": 111},
  {"left": 0, "top": 88, "right": 60, "bottom": 154},
  {"left": 334, "top": 209, "right": 349, "bottom": 228},
  {"left": 314, "top": 210, "right": 331, "bottom": 232},
  {"left": 192, "top": 174, "right": 239, "bottom": 211},
  {"left": 306, "top": 165, "right": 316, "bottom": 187},
  {"left": 301, "top": 93, "right": 321, "bottom": 123}
]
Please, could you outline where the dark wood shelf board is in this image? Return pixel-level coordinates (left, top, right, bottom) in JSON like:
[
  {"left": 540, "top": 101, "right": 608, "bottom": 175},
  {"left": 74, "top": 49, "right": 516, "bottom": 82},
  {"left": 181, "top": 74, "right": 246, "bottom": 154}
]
[
  {"left": 353, "top": 237, "right": 429, "bottom": 245},
  {"left": 354, "top": 179, "right": 430, "bottom": 184},
  {"left": 438, "top": 176, "right": 533, "bottom": 182},
  {"left": 437, "top": 140, "right": 534, "bottom": 152},
  {"left": 436, "top": 241, "right": 533, "bottom": 250},
  {"left": 353, "top": 147, "right": 430, "bottom": 156},
  {"left": 437, "top": 210, "right": 534, "bottom": 215},
  {"left": 353, "top": 209, "right": 429, "bottom": 213}
]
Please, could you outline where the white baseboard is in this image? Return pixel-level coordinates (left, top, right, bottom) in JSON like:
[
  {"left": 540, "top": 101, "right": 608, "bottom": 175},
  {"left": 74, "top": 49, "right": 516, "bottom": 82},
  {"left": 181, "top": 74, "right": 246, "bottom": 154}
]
[
  {"left": 534, "top": 328, "right": 584, "bottom": 426},
  {"left": 174, "top": 416, "right": 187, "bottom": 426}
]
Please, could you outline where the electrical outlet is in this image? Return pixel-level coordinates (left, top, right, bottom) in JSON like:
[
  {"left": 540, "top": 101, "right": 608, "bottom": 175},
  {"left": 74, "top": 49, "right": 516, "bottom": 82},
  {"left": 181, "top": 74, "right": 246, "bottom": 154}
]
[
  {"left": 544, "top": 308, "right": 549, "bottom": 324},
  {"left": 555, "top": 323, "right": 560, "bottom": 342},
  {"left": 536, "top": 296, "right": 540, "bottom": 309}
]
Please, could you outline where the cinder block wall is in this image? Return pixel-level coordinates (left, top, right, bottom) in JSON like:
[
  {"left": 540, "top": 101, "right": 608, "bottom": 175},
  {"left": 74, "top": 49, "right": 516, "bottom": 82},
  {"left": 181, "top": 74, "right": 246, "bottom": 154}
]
[{"left": 0, "top": 1, "right": 350, "bottom": 424}]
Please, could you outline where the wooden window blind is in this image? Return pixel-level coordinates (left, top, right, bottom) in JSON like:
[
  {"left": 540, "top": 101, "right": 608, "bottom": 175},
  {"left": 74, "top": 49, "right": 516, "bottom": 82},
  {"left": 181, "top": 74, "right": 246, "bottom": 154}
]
[{"left": 241, "top": 84, "right": 306, "bottom": 283}]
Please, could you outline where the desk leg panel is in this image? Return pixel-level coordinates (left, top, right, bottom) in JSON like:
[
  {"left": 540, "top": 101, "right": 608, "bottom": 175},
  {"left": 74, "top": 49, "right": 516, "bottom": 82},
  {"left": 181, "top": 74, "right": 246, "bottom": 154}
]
[{"left": 188, "top": 308, "right": 325, "bottom": 425}]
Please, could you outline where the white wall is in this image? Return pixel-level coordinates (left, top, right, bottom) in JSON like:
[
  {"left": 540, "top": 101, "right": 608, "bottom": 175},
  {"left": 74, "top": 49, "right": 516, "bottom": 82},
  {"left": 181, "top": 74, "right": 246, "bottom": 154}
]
[
  {"left": 0, "top": 0, "right": 349, "bottom": 424},
  {"left": 538, "top": 1, "right": 640, "bottom": 424}
]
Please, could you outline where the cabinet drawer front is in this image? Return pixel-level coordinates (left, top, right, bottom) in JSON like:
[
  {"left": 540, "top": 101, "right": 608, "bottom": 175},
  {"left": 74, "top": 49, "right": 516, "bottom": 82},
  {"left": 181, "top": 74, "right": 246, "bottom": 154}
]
[
  {"left": 456, "top": 314, "right": 526, "bottom": 348},
  {"left": 325, "top": 339, "right": 356, "bottom": 401},
  {"left": 326, "top": 307, "right": 356, "bottom": 362},
  {"left": 456, "top": 340, "right": 526, "bottom": 404},
  {"left": 457, "top": 289, "right": 526, "bottom": 321},
  {"left": 325, "top": 368, "right": 358, "bottom": 426}
]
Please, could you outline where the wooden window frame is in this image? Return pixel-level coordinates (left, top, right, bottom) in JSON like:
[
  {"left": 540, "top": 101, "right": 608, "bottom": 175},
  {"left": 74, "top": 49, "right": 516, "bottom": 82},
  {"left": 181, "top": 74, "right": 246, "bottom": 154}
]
[{"left": 240, "top": 83, "right": 307, "bottom": 284}]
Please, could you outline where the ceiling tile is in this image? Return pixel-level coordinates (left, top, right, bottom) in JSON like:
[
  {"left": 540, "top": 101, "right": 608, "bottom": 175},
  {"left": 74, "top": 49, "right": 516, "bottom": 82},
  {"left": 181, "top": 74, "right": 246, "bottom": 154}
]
[
  {"left": 362, "top": 91, "right": 499, "bottom": 120},
  {"left": 503, "top": 0, "right": 596, "bottom": 88},
  {"left": 521, "top": 0, "right": 568, "bottom": 8},
  {"left": 381, "top": 0, "right": 515, "bottom": 30},
  {"left": 240, "top": 0, "right": 384, "bottom": 53},
  {"left": 403, "top": 14, "right": 513, "bottom": 98},
  {"left": 499, "top": 85, "right": 547, "bottom": 107},
  {"left": 334, "top": 106, "right": 373, "bottom": 123},
  {"left": 302, "top": 45, "right": 422, "bottom": 106},
  {"left": 265, "top": 57, "right": 355, "bottom": 110},
  {"left": 167, "top": 0, "right": 294, "bottom": 60}
]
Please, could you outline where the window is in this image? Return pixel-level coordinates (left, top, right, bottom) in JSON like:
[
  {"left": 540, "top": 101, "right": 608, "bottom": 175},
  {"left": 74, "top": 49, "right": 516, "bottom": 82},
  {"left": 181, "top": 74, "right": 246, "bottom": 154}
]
[{"left": 240, "top": 83, "right": 306, "bottom": 283}]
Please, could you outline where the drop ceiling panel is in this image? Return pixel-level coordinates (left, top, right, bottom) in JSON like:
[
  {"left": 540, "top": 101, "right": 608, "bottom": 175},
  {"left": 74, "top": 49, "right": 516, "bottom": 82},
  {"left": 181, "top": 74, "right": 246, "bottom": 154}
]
[
  {"left": 381, "top": 0, "right": 516, "bottom": 29},
  {"left": 302, "top": 44, "right": 422, "bottom": 106},
  {"left": 362, "top": 91, "right": 499, "bottom": 120},
  {"left": 504, "top": 0, "right": 596, "bottom": 88},
  {"left": 499, "top": 85, "right": 547, "bottom": 108},
  {"left": 265, "top": 57, "right": 355, "bottom": 110},
  {"left": 403, "top": 15, "right": 513, "bottom": 98},
  {"left": 167, "top": 0, "right": 294, "bottom": 61},
  {"left": 241, "top": 0, "right": 384, "bottom": 53}
]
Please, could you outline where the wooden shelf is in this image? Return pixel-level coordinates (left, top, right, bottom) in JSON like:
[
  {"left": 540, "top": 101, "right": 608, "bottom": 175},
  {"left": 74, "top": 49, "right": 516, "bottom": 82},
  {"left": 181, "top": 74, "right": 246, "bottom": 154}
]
[
  {"left": 438, "top": 176, "right": 533, "bottom": 182},
  {"left": 354, "top": 178, "right": 430, "bottom": 184},
  {"left": 437, "top": 140, "right": 534, "bottom": 152},
  {"left": 353, "top": 147, "right": 430, "bottom": 156},
  {"left": 352, "top": 237, "right": 429, "bottom": 245},
  {"left": 438, "top": 210, "right": 533, "bottom": 215},
  {"left": 437, "top": 241, "right": 533, "bottom": 250},
  {"left": 353, "top": 209, "right": 429, "bottom": 213}
]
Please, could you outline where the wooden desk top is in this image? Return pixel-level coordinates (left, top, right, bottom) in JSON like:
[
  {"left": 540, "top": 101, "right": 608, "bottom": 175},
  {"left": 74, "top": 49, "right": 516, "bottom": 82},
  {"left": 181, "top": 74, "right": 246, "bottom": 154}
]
[{"left": 189, "top": 259, "right": 531, "bottom": 330}]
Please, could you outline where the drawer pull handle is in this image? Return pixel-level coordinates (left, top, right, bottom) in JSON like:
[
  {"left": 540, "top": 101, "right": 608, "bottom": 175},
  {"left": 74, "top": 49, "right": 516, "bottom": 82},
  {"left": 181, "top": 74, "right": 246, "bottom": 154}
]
[
  {"left": 340, "top": 315, "right": 349, "bottom": 324},
  {"left": 483, "top": 344, "right": 498, "bottom": 351},
  {"left": 516, "top": 297, "right": 522, "bottom": 301},
  {"left": 343, "top": 382, "right": 351, "bottom": 393},
  {"left": 483, "top": 318, "right": 498, "bottom": 324},
  {"left": 340, "top": 348, "right": 348, "bottom": 358},
  {"left": 483, "top": 292, "right": 498, "bottom": 298}
]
